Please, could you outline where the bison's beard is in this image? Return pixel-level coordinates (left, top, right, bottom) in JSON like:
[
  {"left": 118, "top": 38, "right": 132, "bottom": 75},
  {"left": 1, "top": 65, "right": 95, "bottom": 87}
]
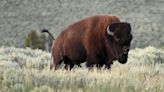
[{"left": 118, "top": 54, "right": 128, "bottom": 64}]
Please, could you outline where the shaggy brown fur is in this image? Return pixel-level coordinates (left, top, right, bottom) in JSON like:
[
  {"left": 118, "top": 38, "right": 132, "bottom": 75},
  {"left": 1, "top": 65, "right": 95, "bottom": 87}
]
[{"left": 48, "top": 15, "right": 132, "bottom": 70}]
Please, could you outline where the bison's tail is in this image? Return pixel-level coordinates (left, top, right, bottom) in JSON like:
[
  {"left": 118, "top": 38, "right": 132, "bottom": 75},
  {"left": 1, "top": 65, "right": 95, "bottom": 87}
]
[{"left": 41, "top": 29, "right": 55, "bottom": 40}]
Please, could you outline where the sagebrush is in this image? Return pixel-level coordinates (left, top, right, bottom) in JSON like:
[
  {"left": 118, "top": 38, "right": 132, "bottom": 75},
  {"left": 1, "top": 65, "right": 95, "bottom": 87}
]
[{"left": 0, "top": 46, "right": 164, "bottom": 92}]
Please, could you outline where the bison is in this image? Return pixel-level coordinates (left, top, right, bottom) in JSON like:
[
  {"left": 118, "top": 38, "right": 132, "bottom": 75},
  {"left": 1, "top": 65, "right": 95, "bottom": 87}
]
[{"left": 42, "top": 15, "right": 133, "bottom": 70}]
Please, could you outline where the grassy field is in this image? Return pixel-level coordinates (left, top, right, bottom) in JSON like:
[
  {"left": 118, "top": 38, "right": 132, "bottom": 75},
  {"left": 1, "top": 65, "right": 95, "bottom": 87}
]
[{"left": 0, "top": 46, "right": 164, "bottom": 92}]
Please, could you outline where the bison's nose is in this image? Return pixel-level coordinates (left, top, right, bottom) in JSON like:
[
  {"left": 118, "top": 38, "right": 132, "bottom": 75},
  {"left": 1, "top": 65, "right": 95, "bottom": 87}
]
[{"left": 118, "top": 54, "right": 128, "bottom": 64}]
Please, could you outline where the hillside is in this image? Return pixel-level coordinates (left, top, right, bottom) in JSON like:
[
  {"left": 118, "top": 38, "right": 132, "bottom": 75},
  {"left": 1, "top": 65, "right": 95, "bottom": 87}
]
[
  {"left": 0, "top": 46, "right": 164, "bottom": 92},
  {"left": 0, "top": 0, "right": 164, "bottom": 48}
]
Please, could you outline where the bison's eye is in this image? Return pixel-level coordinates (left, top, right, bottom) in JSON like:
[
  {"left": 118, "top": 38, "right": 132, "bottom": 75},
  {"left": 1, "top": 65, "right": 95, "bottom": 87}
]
[
  {"left": 114, "top": 35, "right": 120, "bottom": 42},
  {"left": 114, "top": 37, "right": 120, "bottom": 42}
]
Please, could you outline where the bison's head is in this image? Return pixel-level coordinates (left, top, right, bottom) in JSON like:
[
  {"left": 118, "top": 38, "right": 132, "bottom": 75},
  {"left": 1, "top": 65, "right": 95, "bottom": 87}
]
[{"left": 106, "top": 22, "right": 133, "bottom": 64}]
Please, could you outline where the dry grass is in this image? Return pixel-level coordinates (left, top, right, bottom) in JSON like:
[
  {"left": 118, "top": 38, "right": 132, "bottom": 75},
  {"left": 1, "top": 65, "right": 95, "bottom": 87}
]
[{"left": 0, "top": 46, "right": 164, "bottom": 92}]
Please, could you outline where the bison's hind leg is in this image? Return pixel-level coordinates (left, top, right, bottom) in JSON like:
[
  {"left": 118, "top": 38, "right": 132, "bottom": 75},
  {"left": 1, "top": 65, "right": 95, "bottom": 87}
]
[
  {"left": 51, "top": 57, "right": 63, "bottom": 71},
  {"left": 62, "top": 56, "right": 74, "bottom": 70},
  {"left": 50, "top": 63, "right": 53, "bottom": 70},
  {"left": 64, "top": 64, "right": 74, "bottom": 70}
]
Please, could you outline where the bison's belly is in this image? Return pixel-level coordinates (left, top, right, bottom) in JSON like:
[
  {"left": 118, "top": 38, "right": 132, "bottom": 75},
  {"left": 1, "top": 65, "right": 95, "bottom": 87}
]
[{"left": 64, "top": 42, "right": 86, "bottom": 64}]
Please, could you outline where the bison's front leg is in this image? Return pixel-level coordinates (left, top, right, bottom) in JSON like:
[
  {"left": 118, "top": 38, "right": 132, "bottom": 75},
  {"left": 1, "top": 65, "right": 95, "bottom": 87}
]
[
  {"left": 105, "top": 64, "right": 111, "bottom": 69},
  {"left": 69, "top": 64, "right": 74, "bottom": 70},
  {"left": 105, "top": 61, "right": 113, "bottom": 69},
  {"left": 77, "top": 64, "right": 82, "bottom": 67},
  {"left": 64, "top": 64, "right": 69, "bottom": 70},
  {"left": 86, "top": 56, "right": 99, "bottom": 69}
]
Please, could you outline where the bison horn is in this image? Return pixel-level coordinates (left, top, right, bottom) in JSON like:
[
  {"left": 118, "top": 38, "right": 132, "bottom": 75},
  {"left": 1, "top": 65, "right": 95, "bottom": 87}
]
[{"left": 107, "top": 26, "right": 114, "bottom": 36}]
